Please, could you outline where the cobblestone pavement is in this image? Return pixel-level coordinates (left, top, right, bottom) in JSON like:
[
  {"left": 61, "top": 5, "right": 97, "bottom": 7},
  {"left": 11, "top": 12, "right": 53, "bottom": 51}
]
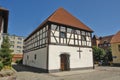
[{"left": 12, "top": 65, "right": 120, "bottom": 80}]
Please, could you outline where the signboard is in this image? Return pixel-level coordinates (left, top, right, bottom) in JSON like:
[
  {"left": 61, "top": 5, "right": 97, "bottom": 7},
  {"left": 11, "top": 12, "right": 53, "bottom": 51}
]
[{"left": 112, "top": 56, "right": 117, "bottom": 58}]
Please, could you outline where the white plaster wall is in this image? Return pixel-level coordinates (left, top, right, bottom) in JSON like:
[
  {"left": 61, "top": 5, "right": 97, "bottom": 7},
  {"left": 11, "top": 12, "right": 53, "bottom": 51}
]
[
  {"left": 23, "top": 47, "right": 47, "bottom": 69},
  {"left": 48, "top": 45, "right": 93, "bottom": 70}
]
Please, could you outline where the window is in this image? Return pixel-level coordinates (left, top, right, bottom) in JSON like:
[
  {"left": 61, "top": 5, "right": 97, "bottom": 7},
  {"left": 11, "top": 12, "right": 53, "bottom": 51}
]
[
  {"left": 98, "top": 44, "right": 101, "bottom": 47},
  {"left": 104, "top": 41, "right": 107, "bottom": 44},
  {"left": 17, "top": 41, "right": 22, "bottom": 44},
  {"left": 86, "top": 32, "right": 90, "bottom": 36},
  {"left": 27, "top": 55, "right": 29, "bottom": 60},
  {"left": 108, "top": 44, "right": 111, "bottom": 47},
  {"left": 81, "top": 31, "right": 86, "bottom": 41},
  {"left": 81, "top": 31, "right": 85, "bottom": 35},
  {"left": 60, "top": 26, "right": 66, "bottom": 32},
  {"left": 43, "top": 27, "right": 46, "bottom": 32},
  {"left": 81, "top": 35, "right": 86, "bottom": 41},
  {"left": 11, "top": 36, "right": 15, "bottom": 39},
  {"left": 51, "top": 24, "right": 58, "bottom": 31},
  {"left": 17, "top": 46, "right": 21, "bottom": 49},
  {"left": 104, "top": 44, "right": 107, "bottom": 47},
  {"left": 11, "top": 45, "right": 14, "bottom": 48},
  {"left": 60, "top": 32, "right": 66, "bottom": 38},
  {"left": 76, "top": 30, "right": 81, "bottom": 34},
  {"left": 67, "top": 28, "right": 72, "bottom": 33},
  {"left": 34, "top": 54, "right": 37, "bottom": 60},
  {"left": 11, "top": 41, "right": 15, "bottom": 44},
  {"left": 46, "top": 25, "right": 48, "bottom": 30},
  {"left": 118, "top": 45, "right": 120, "bottom": 51},
  {"left": 18, "top": 37, "right": 22, "bottom": 40},
  {"left": 17, "top": 50, "right": 21, "bottom": 53}
]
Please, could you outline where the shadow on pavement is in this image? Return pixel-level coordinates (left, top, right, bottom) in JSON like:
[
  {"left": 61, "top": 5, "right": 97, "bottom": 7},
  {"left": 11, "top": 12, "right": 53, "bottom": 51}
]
[{"left": 12, "top": 64, "right": 47, "bottom": 73}]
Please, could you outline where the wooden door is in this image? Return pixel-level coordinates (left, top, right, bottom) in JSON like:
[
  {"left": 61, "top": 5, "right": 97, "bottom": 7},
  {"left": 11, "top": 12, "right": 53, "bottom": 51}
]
[{"left": 60, "top": 54, "right": 70, "bottom": 71}]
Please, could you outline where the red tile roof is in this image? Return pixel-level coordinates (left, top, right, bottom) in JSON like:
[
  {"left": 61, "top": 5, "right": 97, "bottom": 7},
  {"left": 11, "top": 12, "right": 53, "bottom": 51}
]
[
  {"left": 111, "top": 31, "right": 120, "bottom": 43},
  {"left": 13, "top": 54, "right": 23, "bottom": 58},
  {"left": 48, "top": 8, "right": 93, "bottom": 32},
  {"left": 99, "top": 35, "right": 114, "bottom": 44},
  {"left": 25, "top": 8, "right": 93, "bottom": 41}
]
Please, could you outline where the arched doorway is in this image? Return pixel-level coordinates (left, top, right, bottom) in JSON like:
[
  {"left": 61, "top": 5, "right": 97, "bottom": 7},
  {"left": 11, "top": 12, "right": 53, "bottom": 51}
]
[{"left": 60, "top": 54, "right": 70, "bottom": 71}]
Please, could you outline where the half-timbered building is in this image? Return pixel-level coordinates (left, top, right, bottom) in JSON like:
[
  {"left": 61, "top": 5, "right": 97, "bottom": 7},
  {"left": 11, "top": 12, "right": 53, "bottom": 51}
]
[
  {"left": 23, "top": 8, "right": 94, "bottom": 72},
  {"left": 0, "top": 7, "right": 9, "bottom": 47}
]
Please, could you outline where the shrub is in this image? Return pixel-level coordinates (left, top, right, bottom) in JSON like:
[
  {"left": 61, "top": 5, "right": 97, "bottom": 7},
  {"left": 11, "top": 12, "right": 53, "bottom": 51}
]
[
  {"left": 93, "top": 46, "right": 105, "bottom": 62},
  {"left": 15, "top": 59, "right": 23, "bottom": 64},
  {"left": 0, "top": 62, "right": 3, "bottom": 71}
]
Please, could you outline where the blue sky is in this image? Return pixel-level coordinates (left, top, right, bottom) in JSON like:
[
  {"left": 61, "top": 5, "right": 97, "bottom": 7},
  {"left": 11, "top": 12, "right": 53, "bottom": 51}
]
[{"left": 0, "top": 0, "right": 120, "bottom": 37}]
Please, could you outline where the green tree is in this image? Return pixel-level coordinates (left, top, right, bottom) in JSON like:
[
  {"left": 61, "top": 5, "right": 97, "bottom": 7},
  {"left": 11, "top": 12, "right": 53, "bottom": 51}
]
[
  {"left": 103, "top": 47, "right": 113, "bottom": 65},
  {"left": 0, "top": 36, "right": 13, "bottom": 70},
  {"left": 93, "top": 46, "right": 105, "bottom": 63}
]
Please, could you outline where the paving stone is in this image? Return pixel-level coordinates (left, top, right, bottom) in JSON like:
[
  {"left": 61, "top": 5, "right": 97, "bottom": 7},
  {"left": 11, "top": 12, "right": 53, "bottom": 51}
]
[{"left": 12, "top": 65, "right": 120, "bottom": 80}]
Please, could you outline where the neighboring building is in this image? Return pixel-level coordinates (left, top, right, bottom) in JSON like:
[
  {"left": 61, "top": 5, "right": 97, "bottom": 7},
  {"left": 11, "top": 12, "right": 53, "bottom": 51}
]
[
  {"left": 92, "top": 35, "right": 99, "bottom": 47},
  {"left": 0, "top": 7, "right": 9, "bottom": 47},
  {"left": 92, "top": 35, "right": 114, "bottom": 50},
  {"left": 23, "top": 8, "right": 94, "bottom": 73},
  {"left": 3, "top": 34, "right": 25, "bottom": 62},
  {"left": 111, "top": 31, "right": 120, "bottom": 65},
  {"left": 9, "top": 35, "right": 24, "bottom": 54}
]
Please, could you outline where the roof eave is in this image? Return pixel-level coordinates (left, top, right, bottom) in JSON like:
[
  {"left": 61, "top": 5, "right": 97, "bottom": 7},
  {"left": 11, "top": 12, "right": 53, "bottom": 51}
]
[{"left": 24, "top": 20, "right": 49, "bottom": 41}]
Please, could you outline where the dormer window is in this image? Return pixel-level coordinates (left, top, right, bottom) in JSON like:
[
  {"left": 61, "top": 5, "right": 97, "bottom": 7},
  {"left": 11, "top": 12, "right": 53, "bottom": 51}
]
[{"left": 104, "top": 41, "right": 107, "bottom": 44}]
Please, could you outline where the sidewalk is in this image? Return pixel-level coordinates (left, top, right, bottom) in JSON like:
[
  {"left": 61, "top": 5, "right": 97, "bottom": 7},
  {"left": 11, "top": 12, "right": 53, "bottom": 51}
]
[
  {"left": 50, "top": 69, "right": 95, "bottom": 77},
  {"left": 95, "top": 66, "right": 120, "bottom": 71}
]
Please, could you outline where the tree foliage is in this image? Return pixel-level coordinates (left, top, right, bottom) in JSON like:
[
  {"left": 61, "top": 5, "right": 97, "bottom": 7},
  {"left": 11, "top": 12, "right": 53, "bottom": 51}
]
[
  {"left": 104, "top": 47, "right": 113, "bottom": 62},
  {"left": 0, "top": 36, "right": 13, "bottom": 70},
  {"left": 93, "top": 46, "right": 105, "bottom": 62}
]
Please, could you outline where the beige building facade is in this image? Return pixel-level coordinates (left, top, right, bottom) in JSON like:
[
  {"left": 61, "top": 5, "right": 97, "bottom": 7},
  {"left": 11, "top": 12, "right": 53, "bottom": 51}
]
[
  {"left": 8, "top": 35, "right": 24, "bottom": 54},
  {"left": 111, "top": 31, "right": 120, "bottom": 65}
]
